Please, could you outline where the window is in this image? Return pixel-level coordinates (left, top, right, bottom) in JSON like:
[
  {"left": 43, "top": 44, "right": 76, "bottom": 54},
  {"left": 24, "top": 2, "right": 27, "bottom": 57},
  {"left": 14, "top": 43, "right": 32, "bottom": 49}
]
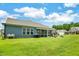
[
  {"left": 27, "top": 32, "right": 29, "bottom": 34},
  {"left": 23, "top": 28, "right": 34, "bottom": 35},
  {"left": 31, "top": 32, "right": 33, "bottom": 34},
  {"left": 31, "top": 29, "right": 34, "bottom": 35},
  {"left": 27, "top": 28, "right": 30, "bottom": 35},
  {"left": 23, "top": 28, "right": 26, "bottom": 35}
]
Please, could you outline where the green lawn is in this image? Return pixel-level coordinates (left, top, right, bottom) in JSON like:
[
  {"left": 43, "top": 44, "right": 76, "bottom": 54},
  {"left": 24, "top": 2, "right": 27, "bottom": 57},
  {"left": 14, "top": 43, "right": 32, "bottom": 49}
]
[{"left": 0, "top": 34, "right": 79, "bottom": 56}]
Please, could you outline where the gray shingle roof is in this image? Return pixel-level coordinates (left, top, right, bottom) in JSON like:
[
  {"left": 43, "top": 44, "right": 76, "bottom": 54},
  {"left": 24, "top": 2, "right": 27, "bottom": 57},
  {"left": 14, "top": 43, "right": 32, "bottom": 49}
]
[
  {"left": 3, "top": 18, "right": 54, "bottom": 30},
  {"left": 69, "top": 27, "right": 79, "bottom": 32}
]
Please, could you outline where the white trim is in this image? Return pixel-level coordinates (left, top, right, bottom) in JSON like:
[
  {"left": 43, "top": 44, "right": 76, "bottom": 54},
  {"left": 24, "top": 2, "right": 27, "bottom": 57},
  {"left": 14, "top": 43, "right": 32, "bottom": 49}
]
[
  {"left": 22, "top": 27, "right": 34, "bottom": 35},
  {"left": 22, "top": 27, "right": 26, "bottom": 35},
  {"left": 28, "top": 28, "right": 31, "bottom": 35},
  {"left": 25, "top": 28, "right": 27, "bottom": 35},
  {"left": 31, "top": 28, "right": 34, "bottom": 35},
  {"left": 47, "top": 30, "right": 48, "bottom": 37}
]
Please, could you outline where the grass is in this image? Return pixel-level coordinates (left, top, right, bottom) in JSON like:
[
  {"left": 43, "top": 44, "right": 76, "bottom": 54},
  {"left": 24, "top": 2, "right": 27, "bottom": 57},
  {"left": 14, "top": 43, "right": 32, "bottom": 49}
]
[{"left": 0, "top": 34, "right": 79, "bottom": 56}]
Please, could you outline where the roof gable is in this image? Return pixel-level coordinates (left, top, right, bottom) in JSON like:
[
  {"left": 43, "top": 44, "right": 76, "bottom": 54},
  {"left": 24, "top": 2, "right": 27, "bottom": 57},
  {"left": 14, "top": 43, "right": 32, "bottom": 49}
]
[{"left": 3, "top": 18, "right": 49, "bottom": 28}]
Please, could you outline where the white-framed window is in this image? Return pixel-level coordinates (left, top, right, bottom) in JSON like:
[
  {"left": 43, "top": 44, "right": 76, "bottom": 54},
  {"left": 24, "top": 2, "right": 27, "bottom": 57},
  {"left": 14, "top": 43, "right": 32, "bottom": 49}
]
[
  {"left": 27, "top": 28, "right": 30, "bottom": 35},
  {"left": 22, "top": 28, "right": 34, "bottom": 35},
  {"left": 23, "top": 28, "right": 26, "bottom": 35},
  {"left": 31, "top": 28, "right": 34, "bottom": 35}
]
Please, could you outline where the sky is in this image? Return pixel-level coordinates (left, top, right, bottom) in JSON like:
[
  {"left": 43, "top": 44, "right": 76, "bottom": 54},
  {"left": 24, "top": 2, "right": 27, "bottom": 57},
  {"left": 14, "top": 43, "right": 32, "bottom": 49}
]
[{"left": 0, "top": 3, "right": 79, "bottom": 29}]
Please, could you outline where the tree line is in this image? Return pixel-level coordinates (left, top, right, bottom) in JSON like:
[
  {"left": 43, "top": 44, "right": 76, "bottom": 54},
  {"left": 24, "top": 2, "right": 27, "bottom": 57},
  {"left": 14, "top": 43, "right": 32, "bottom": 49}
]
[{"left": 52, "top": 22, "right": 79, "bottom": 31}]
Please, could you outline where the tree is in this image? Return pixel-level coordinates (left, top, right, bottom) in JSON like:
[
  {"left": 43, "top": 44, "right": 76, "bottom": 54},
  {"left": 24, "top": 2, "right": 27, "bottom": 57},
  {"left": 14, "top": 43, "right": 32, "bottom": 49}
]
[{"left": 52, "top": 22, "right": 79, "bottom": 30}]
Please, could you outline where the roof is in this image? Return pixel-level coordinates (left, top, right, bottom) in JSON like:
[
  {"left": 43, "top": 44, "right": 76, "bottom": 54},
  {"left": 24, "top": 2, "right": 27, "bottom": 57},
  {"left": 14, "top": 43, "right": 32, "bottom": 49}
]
[
  {"left": 69, "top": 27, "right": 79, "bottom": 32},
  {"left": 57, "top": 30, "right": 67, "bottom": 33},
  {"left": 71, "top": 27, "right": 79, "bottom": 29},
  {"left": 3, "top": 18, "right": 55, "bottom": 30}
]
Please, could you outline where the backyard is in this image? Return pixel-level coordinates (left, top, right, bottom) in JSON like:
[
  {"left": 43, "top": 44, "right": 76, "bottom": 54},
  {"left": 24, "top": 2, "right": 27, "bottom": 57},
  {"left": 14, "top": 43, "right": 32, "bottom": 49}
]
[{"left": 0, "top": 34, "right": 79, "bottom": 56}]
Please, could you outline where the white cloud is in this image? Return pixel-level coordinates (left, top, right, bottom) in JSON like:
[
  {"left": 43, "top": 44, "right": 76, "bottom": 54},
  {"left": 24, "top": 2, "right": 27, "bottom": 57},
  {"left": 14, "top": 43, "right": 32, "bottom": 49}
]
[
  {"left": 0, "top": 10, "right": 8, "bottom": 29},
  {"left": 0, "top": 10, "right": 22, "bottom": 29},
  {"left": 64, "top": 3, "right": 79, "bottom": 7},
  {"left": 56, "top": 14, "right": 73, "bottom": 22},
  {"left": 71, "top": 13, "right": 79, "bottom": 18},
  {"left": 14, "top": 7, "right": 79, "bottom": 24},
  {"left": 66, "top": 10, "right": 73, "bottom": 14},
  {"left": 43, "top": 7, "right": 47, "bottom": 10},
  {"left": 46, "top": 13, "right": 73, "bottom": 23},
  {"left": 46, "top": 13, "right": 60, "bottom": 20},
  {"left": 13, "top": 6, "right": 79, "bottom": 24},
  {"left": 0, "top": 10, "right": 20, "bottom": 19},
  {"left": 45, "top": 10, "right": 79, "bottom": 24},
  {"left": 7, "top": 14, "right": 21, "bottom": 19},
  {"left": 0, "top": 10, "right": 21, "bottom": 19},
  {"left": 0, "top": 10, "right": 8, "bottom": 17},
  {"left": 0, "top": 7, "right": 78, "bottom": 27},
  {"left": 14, "top": 7, "right": 46, "bottom": 18}
]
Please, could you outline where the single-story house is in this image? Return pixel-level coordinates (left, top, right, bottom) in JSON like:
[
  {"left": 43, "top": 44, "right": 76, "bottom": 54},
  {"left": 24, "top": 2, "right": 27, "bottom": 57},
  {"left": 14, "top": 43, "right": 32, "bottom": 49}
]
[
  {"left": 69, "top": 27, "right": 79, "bottom": 34},
  {"left": 57, "top": 30, "right": 67, "bottom": 35},
  {"left": 0, "top": 29, "right": 4, "bottom": 37},
  {"left": 2, "top": 18, "right": 55, "bottom": 38},
  {"left": 0, "top": 29, "right": 1, "bottom": 36}
]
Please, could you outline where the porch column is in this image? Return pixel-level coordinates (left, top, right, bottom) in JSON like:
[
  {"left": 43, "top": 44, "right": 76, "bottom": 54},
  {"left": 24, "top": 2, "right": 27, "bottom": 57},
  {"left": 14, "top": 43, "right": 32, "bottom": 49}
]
[
  {"left": 47, "top": 30, "right": 48, "bottom": 37},
  {"left": 40, "top": 29, "right": 42, "bottom": 37},
  {"left": 30, "top": 28, "right": 31, "bottom": 35}
]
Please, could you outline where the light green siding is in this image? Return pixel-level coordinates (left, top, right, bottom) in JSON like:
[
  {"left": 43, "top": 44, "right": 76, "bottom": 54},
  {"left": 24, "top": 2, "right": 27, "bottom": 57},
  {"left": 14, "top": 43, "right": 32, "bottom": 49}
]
[{"left": 5, "top": 25, "right": 37, "bottom": 38}]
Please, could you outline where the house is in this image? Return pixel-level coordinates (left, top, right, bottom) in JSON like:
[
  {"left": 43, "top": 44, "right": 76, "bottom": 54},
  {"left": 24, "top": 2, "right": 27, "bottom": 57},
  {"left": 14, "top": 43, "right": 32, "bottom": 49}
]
[
  {"left": 57, "top": 30, "right": 67, "bottom": 36},
  {"left": 0, "top": 29, "right": 1, "bottom": 36},
  {"left": 69, "top": 27, "right": 79, "bottom": 34},
  {"left": 0, "top": 29, "right": 3, "bottom": 36},
  {"left": 2, "top": 18, "right": 55, "bottom": 38}
]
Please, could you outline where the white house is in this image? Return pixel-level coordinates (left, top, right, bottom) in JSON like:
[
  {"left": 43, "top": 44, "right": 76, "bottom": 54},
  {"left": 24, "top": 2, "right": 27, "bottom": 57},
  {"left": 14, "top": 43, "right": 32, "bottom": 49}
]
[
  {"left": 69, "top": 27, "right": 79, "bottom": 34},
  {"left": 57, "top": 30, "right": 67, "bottom": 36}
]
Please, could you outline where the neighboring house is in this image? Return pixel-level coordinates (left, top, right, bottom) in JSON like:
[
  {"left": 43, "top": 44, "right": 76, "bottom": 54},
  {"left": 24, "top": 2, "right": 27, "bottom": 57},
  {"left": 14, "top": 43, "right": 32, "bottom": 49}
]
[
  {"left": 51, "top": 29, "right": 57, "bottom": 37},
  {"left": 0, "top": 29, "right": 1, "bottom": 36},
  {"left": 69, "top": 27, "right": 79, "bottom": 34},
  {"left": 2, "top": 18, "right": 55, "bottom": 38},
  {"left": 0, "top": 29, "right": 3, "bottom": 36},
  {"left": 57, "top": 30, "right": 67, "bottom": 36}
]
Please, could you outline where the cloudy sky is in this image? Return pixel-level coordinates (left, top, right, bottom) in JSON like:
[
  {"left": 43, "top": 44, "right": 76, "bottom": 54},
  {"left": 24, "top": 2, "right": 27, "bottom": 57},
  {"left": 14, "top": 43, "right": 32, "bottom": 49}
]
[{"left": 0, "top": 3, "right": 79, "bottom": 29}]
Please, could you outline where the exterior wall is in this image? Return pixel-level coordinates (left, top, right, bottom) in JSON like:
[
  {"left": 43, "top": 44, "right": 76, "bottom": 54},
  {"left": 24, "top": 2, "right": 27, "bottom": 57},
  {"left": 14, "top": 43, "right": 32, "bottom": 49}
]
[
  {"left": 4, "top": 24, "right": 54, "bottom": 38},
  {"left": 4, "top": 25, "right": 37, "bottom": 38}
]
